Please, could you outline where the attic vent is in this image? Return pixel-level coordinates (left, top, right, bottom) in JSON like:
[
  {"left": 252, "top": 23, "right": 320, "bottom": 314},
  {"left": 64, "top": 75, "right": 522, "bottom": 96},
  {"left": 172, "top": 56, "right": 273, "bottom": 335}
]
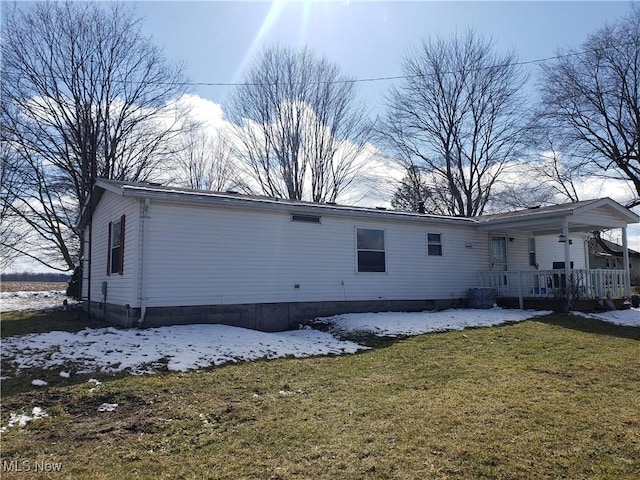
[
  {"left": 291, "top": 214, "right": 321, "bottom": 224},
  {"left": 375, "top": 207, "right": 387, "bottom": 211},
  {"left": 226, "top": 190, "right": 239, "bottom": 194},
  {"left": 528, "top": 205, "right": 541, "bottom": 210}
]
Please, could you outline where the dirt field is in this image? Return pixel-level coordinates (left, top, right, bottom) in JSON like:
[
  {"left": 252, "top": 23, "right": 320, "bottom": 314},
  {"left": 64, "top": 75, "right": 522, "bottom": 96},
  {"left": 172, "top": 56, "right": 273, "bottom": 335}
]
[{"left": 0, "top": 281, "right": 68, "bottom": 293}]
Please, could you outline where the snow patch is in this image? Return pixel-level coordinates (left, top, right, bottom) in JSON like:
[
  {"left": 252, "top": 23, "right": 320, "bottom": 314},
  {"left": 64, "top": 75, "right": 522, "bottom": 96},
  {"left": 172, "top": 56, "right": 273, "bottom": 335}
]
[
  {"left": 572, "top": 307, "right": 640, "bottom": 327},
  {"left": 2, "top": 324, "right": 366, "bottom": 377},
  {"left": 1, "top": 407, "right": 48, "bottom": 432},
  {"left": 317, "top": 308, "right": 553, "bottom": 337},
  {"left": 97, "top": 403, "right": 118, "bottom": 413}
]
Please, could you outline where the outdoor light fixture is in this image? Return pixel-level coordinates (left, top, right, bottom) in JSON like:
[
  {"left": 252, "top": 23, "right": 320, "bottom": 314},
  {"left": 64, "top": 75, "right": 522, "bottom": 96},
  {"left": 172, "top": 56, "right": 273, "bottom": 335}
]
[{"left": 558, "top": 234, "right": 573, "bottom": 244}]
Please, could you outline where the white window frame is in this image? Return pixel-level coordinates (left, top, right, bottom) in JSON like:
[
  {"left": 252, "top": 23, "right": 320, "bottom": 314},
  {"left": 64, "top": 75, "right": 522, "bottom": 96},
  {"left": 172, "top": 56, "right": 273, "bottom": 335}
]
[
  {"left": 427, "top": 233, "right": 443, "bottom": 256},
  {"left": 356, "top": 228, "right": 386, "bottom": 273}
]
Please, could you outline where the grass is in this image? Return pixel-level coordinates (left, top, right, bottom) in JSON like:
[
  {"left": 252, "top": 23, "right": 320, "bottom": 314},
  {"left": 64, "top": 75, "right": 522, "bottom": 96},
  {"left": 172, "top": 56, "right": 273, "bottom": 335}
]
[
  {"left": 1, "top": 312, "right": 639, "bottom": 479},
  {"left": 1, "top": 305, "right": 107, "bottom": 339}
]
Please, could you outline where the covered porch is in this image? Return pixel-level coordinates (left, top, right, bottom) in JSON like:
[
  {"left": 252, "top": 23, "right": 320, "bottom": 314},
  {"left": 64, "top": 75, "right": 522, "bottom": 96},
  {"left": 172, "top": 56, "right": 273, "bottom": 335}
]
[{"left": 476, "top": 198, "right": 639, "bottom": 309}]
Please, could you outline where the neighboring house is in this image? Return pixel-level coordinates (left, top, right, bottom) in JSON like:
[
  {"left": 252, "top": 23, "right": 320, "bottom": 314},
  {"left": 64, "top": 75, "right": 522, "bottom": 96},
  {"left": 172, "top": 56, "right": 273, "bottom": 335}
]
[
  {"left": 588, "top": 236, "right": 640, "bottom": 286},
  {"left": 78, "top": 180, "right": 639, "bottom": 330}
]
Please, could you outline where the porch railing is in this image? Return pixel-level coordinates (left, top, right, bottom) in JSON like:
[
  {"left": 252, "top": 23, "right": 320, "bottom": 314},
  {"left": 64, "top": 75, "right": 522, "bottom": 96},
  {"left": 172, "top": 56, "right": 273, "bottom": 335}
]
[{"left": 479, "top": 269, "right": 628, "bottom": 299}]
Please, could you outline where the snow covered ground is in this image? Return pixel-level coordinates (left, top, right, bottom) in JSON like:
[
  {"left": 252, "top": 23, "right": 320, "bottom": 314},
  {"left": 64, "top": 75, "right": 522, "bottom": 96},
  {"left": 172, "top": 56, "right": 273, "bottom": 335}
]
[
  {"left": 315, "top": 308, "right": 554, "bottom": 337},
  {"left": 573, "top": 307, "right": 640, "bottom": 327},
  {"left": 0, "top": 290, "right": 77, "bottom": 313},
  {"left": 1, "top": 289, "right": 638, "bottom": 380}
]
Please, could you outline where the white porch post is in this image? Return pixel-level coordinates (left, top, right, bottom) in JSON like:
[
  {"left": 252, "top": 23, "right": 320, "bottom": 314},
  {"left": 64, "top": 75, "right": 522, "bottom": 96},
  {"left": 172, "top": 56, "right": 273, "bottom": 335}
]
[
  {"left": 563, "top": 218, "right": 571, "bottom": 308},
  {"left": 562, "top": 219, "right": 571, "bottom": 271},
  {"left": 622, "top": 226, "right": 631, "bottom": 298}
]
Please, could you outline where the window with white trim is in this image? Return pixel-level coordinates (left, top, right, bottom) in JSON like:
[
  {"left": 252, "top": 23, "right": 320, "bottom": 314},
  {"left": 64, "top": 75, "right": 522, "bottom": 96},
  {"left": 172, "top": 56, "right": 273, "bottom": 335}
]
[
  {"left": 357, "top": 228, "right": 386, "bottom": 272},
  {"left": 427, "top": 233, "right": 442, "bottom": 256},
  {"left": 107, "top": 215, "right": 125, "bottom": 275}
]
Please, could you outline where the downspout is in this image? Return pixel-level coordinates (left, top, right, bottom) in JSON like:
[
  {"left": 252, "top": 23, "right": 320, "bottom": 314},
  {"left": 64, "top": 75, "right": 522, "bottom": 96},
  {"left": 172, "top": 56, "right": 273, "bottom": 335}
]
[{"left": 137, "top": 198, "right": 150, "bottom": 328}]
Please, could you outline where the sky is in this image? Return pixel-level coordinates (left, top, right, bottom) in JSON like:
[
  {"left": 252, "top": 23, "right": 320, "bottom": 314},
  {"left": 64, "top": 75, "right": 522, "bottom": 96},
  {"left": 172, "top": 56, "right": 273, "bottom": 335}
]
[{"left": 133, "top": 1, "right": 636, "bottom": 114}]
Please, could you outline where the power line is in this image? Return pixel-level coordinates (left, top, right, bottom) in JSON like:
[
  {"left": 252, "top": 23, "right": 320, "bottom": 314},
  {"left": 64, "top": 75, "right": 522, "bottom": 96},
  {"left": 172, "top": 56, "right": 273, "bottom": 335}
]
[
  {"left": 179, "top": 49, "right": 593, "bottom": 88},
  {"left": 5, "top": 41, "right": 634, "bottom": 89}
]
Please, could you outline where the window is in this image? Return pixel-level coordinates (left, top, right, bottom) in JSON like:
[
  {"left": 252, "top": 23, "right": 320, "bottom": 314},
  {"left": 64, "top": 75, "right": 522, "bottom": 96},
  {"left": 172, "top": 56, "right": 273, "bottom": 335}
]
[
  {"left": 107, "top": 215, "right": 125, "bottom": 275},
  {"left": 427, "top": 233, "right": 442, "bottom": 256},
  {"left": 528, "top": 238, "right": 537, "bottom": 266},
  {"left": 357, "top": 228, "right": 385, "bottom": 272},
  {"left": 291, "top": 213, "right": 321, "bottom": 224}
]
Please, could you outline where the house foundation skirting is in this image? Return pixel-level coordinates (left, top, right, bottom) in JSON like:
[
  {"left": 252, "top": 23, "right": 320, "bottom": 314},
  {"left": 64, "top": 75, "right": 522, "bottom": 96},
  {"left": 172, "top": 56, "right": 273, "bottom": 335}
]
[{"left": 84, "top": 298, "right": 468, "bottom": 331}]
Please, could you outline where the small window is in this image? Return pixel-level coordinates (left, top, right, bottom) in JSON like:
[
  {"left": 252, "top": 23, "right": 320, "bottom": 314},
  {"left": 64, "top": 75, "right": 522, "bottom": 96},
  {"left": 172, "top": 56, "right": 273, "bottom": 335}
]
[
  {"left": 291, "top": 214, "right": 321, "bottom": 224},
  {"left": 528, "top": 238, "right": 537, "bottom": 266},
  {"left": 107, "top": 215, "right": 125, "bottom": 275},
  {"left": 357, "top": 228, "right": 386, "bottom": 273},
  {"left": 427, "top": 233, "right": 442, "bottom": 256}
]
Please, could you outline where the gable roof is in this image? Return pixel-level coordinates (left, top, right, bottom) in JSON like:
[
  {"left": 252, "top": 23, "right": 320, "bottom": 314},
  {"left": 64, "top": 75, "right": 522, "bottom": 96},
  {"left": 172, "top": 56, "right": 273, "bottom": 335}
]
[
  {"left": 77, "top": 179, "right": 476, "bottom": 229},
  {"left": 476, "top": 198, "right": 639, "bottom": 234},
  {"left": 78, "top": 179, "right": 639, "bottom": 235}
]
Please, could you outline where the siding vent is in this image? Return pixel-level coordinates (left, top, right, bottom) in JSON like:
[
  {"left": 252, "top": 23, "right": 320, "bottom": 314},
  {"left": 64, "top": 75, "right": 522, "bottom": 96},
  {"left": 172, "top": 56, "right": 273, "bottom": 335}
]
[{"left": 291, "top": 214, "right": 321, "bottom": 224}]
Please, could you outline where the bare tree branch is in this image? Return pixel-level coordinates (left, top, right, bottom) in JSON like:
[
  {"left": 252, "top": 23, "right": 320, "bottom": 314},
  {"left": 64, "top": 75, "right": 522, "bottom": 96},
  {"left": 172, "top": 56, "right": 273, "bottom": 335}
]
[
  {"left": 380, "top": 30, "right": 529, "bottom": 217},
  {"left": 1, "top": 1, "right": 190, "bottom": 270},
  {"left": 172, "top": 126, "right": 242, "bottom": 192},
  {"left": 537, "top": 5, "right": 640, "bottom": 208},
  {"left": 227, "top": 45, "right": 373, "bottom": 203}
]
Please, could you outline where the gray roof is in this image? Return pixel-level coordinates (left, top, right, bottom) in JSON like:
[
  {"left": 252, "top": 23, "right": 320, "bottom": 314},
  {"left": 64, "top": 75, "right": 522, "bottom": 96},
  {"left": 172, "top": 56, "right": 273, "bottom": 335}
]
[
  {"left": 78, "top": 179, "right": 475, "bottom": 229},
  {"left": 79, "top": 179, "right": 639, "bottom": 234}
]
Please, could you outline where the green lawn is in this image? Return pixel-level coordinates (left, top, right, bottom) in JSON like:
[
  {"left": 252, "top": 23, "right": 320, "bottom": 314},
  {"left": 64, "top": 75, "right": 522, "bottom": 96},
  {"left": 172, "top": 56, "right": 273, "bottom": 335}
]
[{"left": 1, "top": 312, "right": 639, "bottom": 479}]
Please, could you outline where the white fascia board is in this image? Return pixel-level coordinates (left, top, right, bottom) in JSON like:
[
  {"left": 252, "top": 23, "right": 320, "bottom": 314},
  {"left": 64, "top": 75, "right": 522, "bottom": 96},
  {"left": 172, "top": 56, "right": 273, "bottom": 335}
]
[{"left": 572, "top": 198, "right": 640, "bottom": 223}]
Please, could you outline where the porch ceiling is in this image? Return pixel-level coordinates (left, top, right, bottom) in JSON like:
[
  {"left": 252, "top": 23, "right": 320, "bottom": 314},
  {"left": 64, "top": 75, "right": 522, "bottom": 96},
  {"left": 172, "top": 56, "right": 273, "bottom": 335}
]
[{"left": 476, "top": 198, "right": 639, "bottom": 235}]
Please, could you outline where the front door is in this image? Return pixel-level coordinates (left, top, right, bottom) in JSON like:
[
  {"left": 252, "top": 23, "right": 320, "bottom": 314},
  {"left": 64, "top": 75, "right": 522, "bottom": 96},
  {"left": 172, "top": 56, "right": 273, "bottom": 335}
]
[
  {"left": 491, "top": 236, "right": 508, "bottom": 287},
  {"left": 491, "top": 236, "right": 508, "bottom": 271}
]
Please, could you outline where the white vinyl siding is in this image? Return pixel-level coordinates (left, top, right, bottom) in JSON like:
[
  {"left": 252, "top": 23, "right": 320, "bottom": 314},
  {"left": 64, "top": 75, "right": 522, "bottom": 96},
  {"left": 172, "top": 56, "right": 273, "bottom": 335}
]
[
  {"left": 134, "top": 201, "right": 488, "bottom": 307},
  {"left": 84, "top": 191, "right": 139, "bottom": 306},
  {"left": 533, "top": 234, "right": 588, "bottom": 270}
]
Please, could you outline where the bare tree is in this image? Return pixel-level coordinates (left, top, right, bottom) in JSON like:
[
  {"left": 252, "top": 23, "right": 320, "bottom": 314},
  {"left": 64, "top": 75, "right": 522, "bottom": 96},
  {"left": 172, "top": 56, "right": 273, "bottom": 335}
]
[
  {"left": 1, "top": 1, "right": 189, "bottom": 271},
  {"left": 0, "top": 141, "right": 29, "bottom": 270},
  {"left": 173, "top": 127, "right": 242, "bottom": 192},
  {"left": 538, "top": 5, "right": 640, "bottom": 208},
  {"left": 380, "top": 30, "right": 529, "bottom": 217},
  {"left": 227, "top": 45, "right": 373, "bottom": 203},
  {"left": 391, "top": 164, "right": 432, "bottom": 212}
]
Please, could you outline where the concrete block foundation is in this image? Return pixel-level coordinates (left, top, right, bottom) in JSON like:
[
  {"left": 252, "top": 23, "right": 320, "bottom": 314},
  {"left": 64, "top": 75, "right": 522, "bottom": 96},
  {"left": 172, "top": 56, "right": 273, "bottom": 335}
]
[{"left": 85, "top": 298, "right": 468, "bottom": 332}]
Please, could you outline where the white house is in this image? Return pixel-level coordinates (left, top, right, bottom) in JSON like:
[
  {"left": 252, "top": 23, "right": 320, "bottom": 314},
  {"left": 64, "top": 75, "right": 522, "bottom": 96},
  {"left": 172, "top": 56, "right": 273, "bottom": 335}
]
[{"left": 78, "top": 179, "right": 639, "bottom": 330}]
